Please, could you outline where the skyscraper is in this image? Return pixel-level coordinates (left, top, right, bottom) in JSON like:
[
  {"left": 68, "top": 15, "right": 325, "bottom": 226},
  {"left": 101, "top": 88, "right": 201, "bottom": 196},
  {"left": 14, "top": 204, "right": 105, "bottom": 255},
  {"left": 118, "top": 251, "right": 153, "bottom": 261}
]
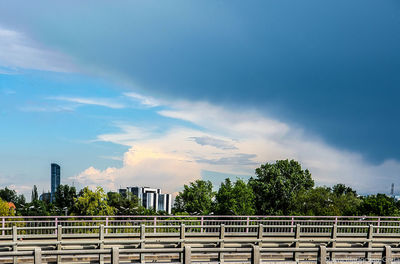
[{"left": 50, "top": 163, "right": 60, "bottom": 202}]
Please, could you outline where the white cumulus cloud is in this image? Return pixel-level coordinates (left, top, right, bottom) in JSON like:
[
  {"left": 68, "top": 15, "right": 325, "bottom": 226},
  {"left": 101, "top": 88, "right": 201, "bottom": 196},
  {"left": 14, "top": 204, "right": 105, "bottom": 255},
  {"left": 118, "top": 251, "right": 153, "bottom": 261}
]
[{"left": 73, "top": 94, "right": 400, "bottom": 195}]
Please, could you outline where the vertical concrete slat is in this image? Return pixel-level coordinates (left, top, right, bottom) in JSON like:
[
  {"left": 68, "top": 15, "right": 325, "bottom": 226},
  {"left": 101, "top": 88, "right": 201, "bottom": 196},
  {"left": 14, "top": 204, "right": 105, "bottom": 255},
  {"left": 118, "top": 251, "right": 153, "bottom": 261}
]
[
  {"left": 184, "top": 245, "right": 191, "bottom": 264},
  {"left": 258, "top": 224, "right": 263, "bottom": 248},
  {"left": 57, "top": 225, "right": 62, "bottom": 263},
  {"left": 140, "top": 224, "right": 145, "bottom": 263},
  {"left": 219, "top": 224, "right": 225, "bottom": 263},
  {"left": 252, "top": 245, "right": 260, "bottom": 264},
  {"left": 111, "top": 247, "right": 119, "bottom": 264},
  {"left": 330, "top": 224, "right": 337, "bottom": 260},
  {"left": 34, "top": 248, "right": 42, "bottom": 264},
  {"left": 384, "top": 245, "right": 392, "bottom": 264},
  {"left": 294, "top": 224, "right": 300, "bottom": 261},
  {"left": 317, "top": 245, "right": 327, "bottom": 264},
  {"left": 13, "top": 225, "right": 17, "bottom": 264},
  {"left": 366, "top": 224, "right": 373, "bottom": 260},
  {"left": 180, "top": 224, "right": 185, "bottom": 262},
  {"left": 99, "top": 224, "right": 104, "bottom": 264}
]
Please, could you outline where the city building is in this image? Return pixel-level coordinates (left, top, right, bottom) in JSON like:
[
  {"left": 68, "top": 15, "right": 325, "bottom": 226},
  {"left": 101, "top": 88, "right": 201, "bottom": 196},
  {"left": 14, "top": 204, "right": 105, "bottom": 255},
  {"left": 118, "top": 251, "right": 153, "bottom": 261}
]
[
  {"left": 50, "top": 163, "right": 61, "bottom": 202},
  {"left": 119, "top": 186, "right": 172, "bottom": 214}
]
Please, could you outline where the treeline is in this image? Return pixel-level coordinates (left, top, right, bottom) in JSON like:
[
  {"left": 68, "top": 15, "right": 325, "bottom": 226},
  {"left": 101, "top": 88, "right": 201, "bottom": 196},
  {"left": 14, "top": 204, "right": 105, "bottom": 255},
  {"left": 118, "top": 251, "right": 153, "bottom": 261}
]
[
  {"left": 0, "top": 186, "right": 159, "bottom": 216},
  {"left": 0, "top": 159, "right": 399, "bottom": 216},
  {"left": 174, "top": 160, "right": 400, "bottom": 216}
]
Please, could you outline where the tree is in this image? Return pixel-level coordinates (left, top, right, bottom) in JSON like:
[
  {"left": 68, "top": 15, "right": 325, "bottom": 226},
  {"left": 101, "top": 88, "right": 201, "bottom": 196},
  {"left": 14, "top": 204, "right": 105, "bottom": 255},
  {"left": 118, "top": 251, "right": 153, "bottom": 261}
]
[
  {"left": 215, "top": 178, "right": 255, "bottom": 215},
  {"left": 330, "top": 184, "right": 360, "bottom": 216},
  {"left": 107, "top": 191, "right": 141, "bottom": 215},
  {"left": 0, "top": 187, "right": 25, "bottom": 211},
  {"left": 72, "top": 187, "right": 115, "bottom": 216},
  {"left": 249, "top": 159, "right": 314, "bottom": 215},
  {"left": 31, "top": 185, "right": 39, "bottom": 202},
  {"left": 0, "top": 198, "right": 15, "bottom": 216},
  {"left": 292, "top": 184, "right": 361, "bottom": 216},
  {"left": 358, "top": 194, "right": 400, "bottom": 216},
  {"left": 0, "top": 188, "right": 18, "bottom": 203},
  {"left": 174, "top": 180, "right": 215, "bottom": 215},
  {"left": 54, "top": 185, "right": 77, "bottom": 214},
  {"left": 20, "top": 200, "right": 52, "bottom": 216},
  {"left": 332, "top": 184, "right": 357, "bottom": 196},
  {"left": 293, "top": 187, "right": 339, "bottom": 216}
]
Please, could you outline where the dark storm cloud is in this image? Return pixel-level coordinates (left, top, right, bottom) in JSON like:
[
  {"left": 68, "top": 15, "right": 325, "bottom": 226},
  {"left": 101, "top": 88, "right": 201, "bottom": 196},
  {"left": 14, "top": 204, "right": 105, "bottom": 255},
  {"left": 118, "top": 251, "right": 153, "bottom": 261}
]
[{"left": 0, "top": 0, "right": 399, "bottom": 162}]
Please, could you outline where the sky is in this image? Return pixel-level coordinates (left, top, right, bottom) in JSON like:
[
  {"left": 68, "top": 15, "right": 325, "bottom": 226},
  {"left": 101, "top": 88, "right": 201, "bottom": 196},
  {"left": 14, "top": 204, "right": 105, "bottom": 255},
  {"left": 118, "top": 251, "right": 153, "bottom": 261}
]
[{"left": 0, "top": 0, "right": 400, "bottom": 198}]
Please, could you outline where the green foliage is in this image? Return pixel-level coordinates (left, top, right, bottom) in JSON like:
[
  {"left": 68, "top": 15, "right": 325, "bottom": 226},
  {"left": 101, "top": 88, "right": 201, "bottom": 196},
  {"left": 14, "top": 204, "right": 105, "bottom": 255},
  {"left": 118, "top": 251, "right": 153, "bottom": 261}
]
[
  {"left": 0, "top": 187, "right": 25, "bottom": 212},
  {"left": 174, "top": 180, "right": 215, "bottom": 215},
  {"left": 54, "top": 185, "right": 77, "bottom": 215},
  {"left": 330, "top": 184, "right": 361, "bottom": 216},
  {"left": 293, "top": 187, "right": 337, "bottom": 216},
  {"left": 332, "top": 183, "right": 357, "bottom": 196},
  {"left": 358, "top": 194, "right": 400, "bottom": 216},
  {"left": 249, "top": 159, "right": 314, "bottom": 215},
  {"left": 107, "top": 191, "right": 141, "bottom": 215},
  {"left": 215, "top": 178, "right": 255, "bottom": 215},
  {"left": 20, "top": 200, "right": 53, "bottom": 216},
  {"left": 292, "top": 184, "right": 361, "bottom": 216},
  {"left": 0, "top": 198, "right": 15, "bottom": 216},
  {"left": 72, "top": 187, "right": 116, "bottom": 216}
]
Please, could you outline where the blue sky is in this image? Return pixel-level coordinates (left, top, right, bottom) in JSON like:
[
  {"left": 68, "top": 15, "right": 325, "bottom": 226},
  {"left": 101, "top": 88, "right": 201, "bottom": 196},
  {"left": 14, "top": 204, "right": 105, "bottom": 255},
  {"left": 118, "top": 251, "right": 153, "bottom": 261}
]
[{"left": 0, "top": 1, "right": 400, "bottom": 198}]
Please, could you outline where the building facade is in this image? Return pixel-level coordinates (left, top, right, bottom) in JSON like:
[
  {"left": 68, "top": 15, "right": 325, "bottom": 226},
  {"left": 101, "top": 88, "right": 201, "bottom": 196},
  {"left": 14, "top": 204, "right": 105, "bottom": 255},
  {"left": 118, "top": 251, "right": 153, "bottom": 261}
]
[
  {"left": 119, "top": 186, "right": 172, "bottom": 214},
  {"left": 50, "top": 163, "right": 60, "bottom": 202}
]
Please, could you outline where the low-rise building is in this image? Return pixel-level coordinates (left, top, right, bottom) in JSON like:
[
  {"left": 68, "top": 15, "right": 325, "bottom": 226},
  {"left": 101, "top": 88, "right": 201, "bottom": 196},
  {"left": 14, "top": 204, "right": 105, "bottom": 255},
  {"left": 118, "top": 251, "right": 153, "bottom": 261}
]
[{"left": 119, "top": 186, "right": 172, "bottom": 214}]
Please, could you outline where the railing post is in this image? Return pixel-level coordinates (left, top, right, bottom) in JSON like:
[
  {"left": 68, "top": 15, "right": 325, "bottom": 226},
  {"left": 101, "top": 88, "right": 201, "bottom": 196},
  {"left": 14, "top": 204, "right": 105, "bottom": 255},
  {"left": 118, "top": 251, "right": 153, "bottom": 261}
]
[
  {"left": 200, "top": 216, "right": 204, "bottom": 233},
  {"left": 246, "top": 216, "right": 250, "bottom": 233},
  {"left": 13, "top": 225, "right": 17, "bottom": 264},
  {"left": 140, "top": 224, "right": 145, "bottom": 263},
  {"left": 252, "top": 245, "right": 260, "bottom": 264},
  {"left": 99, "top": 224, "right": 104, "bottom": 264},
  {"left": 105, "top": 217, "right": 109, "bottom": 234},
  {"left": 330, "top": 224, "right": 337, "bottom": 260},
  {"left": 291, "top": 216, "right": 294, "bottom": 233},
  {"left": 34, "top": 248, "right": 42, "bottom": 264},
  {"left": 317, "top": 245, "right": 327, "bottom": 264},
  {"left": 111, "top": 247, "right": 119, "bottom": 264},
  {"left": 219, "top": 224, "right": 225, "bottom": 263},
  {"left": 377, "top": 217, "right": 381, "bottom": 234},
  {"left": 55, "top": 217, "right": 58, "bottom": 235},
  {"left": 366, "top": 224, "right": 373, "bottom": 260},
  {"left": 180, "top": 224, "right": 185, "bottom": 262},
  {"left": 57, "top": 225, "right": 62, "bottom": 263},
  {"left": 153, "top": 216, "right": 157, "bottom": 233},
  {"left": 258, "top": 224, "right": 263, "bottom": 248},
  {"left": 2, "top": 217, "right": 4, "bottom": 236},
  {"left": 383, "top": 245, "right": 392, "bottom": 264},
  {"left": 184, "top": 245, "right": 191, "bottom": 264},
  {"left": 293, "top": 224, "right": 300, "bottom": 261}
]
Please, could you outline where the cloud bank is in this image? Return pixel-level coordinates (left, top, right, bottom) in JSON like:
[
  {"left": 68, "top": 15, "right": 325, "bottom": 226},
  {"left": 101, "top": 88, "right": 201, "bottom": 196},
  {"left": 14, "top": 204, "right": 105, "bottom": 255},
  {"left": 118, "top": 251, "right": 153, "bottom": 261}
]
[{"left": 72, "top": 95, "right": 400, "bottom": 194}]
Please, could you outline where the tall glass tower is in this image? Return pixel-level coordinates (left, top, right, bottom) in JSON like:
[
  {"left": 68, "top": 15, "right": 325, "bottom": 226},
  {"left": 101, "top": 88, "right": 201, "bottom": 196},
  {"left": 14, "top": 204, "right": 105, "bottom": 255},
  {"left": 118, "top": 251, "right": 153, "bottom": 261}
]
[{"left": 50, "top": 163, "right": 60, "bottom": 202}]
